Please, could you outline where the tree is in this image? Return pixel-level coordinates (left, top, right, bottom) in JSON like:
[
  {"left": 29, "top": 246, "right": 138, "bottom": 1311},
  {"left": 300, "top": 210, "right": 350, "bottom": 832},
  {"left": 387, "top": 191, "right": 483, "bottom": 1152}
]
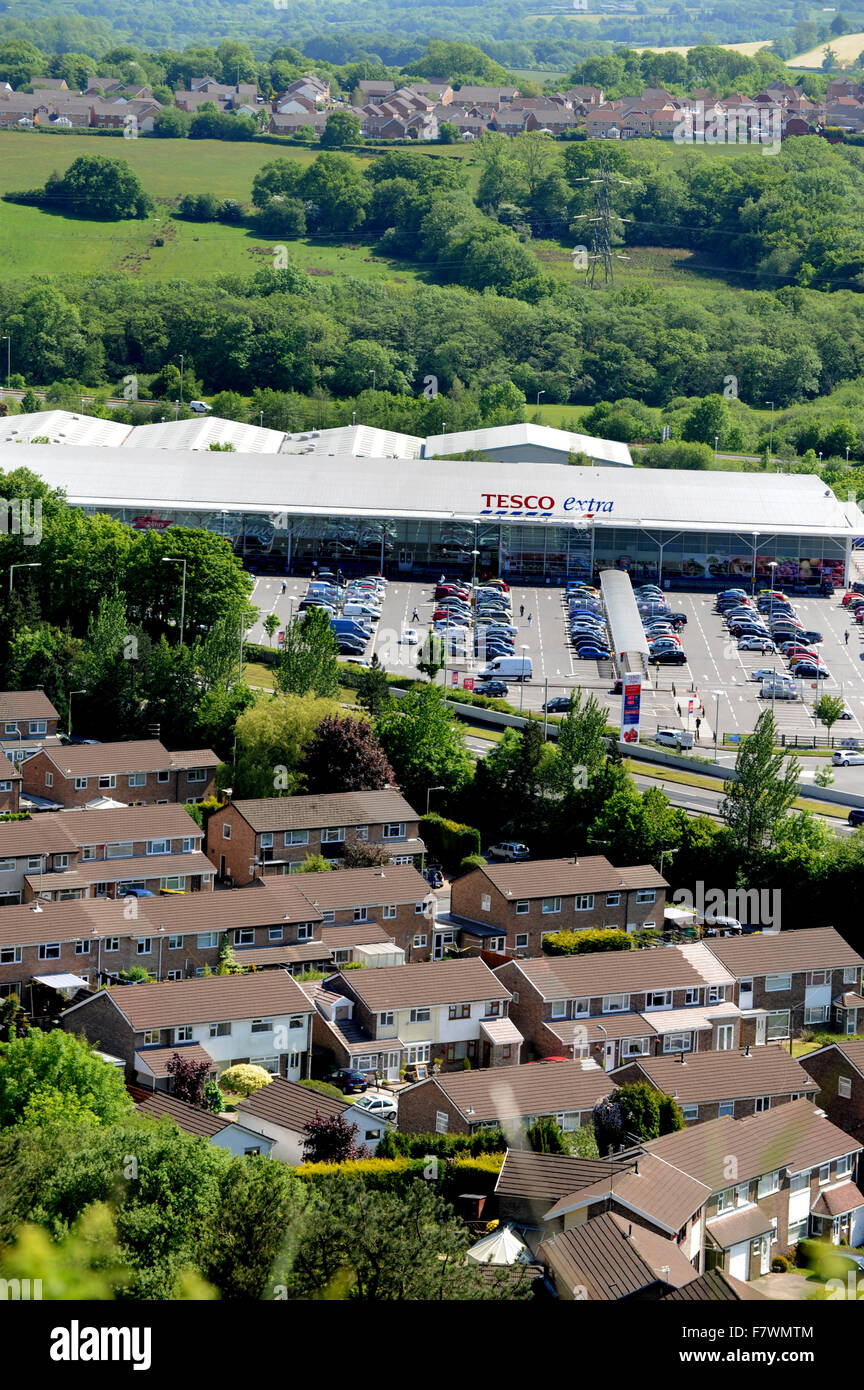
[
  {"left": 262, "top": 612, "right": 281, "bottom": 647},
  {"left": 0, "top": 992, "right": 29, "bottom": 1042},
  {"left": 417, "top": 631, "right": 444, "bottom": 681},
  {"left": 356, "top": 651, "right": 392, "bottom": 717},
  {"left": 721, "top": 710, "right": 800, "bottom": 854},
  {"left": 302, "top": 1111, "right": 368, "bottom": 1163},
  {"left": 216, "top": 933, "right": 242, "bottom": 975},
  {"left": 439, "top": 121, "right": 459, "bottom": 143},
  {"left": 300, "top": 152, "right": 369, "bottom": 233},
  {"left": 233, "top": 693, "right": 342, "bottom": 797},
  {"left": 301, "top": 714, "right": 395, "bottom": 792},
  {"left": 0, "top": 1029, "right": 134, "bottom": 1127},
  {"left": 376, "top": 685, "right": 473, "bottom": 805},
  {"left": 219, "top": 1064, "right": 272, "bottom": 1097},
  {"left": 321, "top": 111, "right": 362, "bottom": 147},
  {"left": 296, "top": 853, "right": 333, "bottom": 873},
  {"left": 814, "top": 694, "right": 846, "bottom": 735},
  {"left": 556, "top": 687, "right": 609, "bottom": 788},
  {"left": 153, "top": 107, "right": 191, "bottom": 138},
  {"left": 526, "top": 1116, "right": 566, "bottom": 1153},
  {"left": 681, "top": 394, "right": 729, "bottom": 446},
  {"left": 47, "top": 155, "right": 152, "bottom": 220},
  {"left": 342, "top": 841, "right": 392, "bottom": 868},
  {"left": 277, "top": 607, "right": 341, "bottom": 699},
  {"left": 166, "top": 1052, "right": 212, "bottom": 1107}
]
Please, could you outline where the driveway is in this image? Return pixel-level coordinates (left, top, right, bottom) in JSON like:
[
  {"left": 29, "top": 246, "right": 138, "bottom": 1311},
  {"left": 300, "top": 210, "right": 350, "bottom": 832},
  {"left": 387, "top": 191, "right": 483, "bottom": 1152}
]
[{"left": 749, "top": 1271, "right": 822, "bottom": 1300}]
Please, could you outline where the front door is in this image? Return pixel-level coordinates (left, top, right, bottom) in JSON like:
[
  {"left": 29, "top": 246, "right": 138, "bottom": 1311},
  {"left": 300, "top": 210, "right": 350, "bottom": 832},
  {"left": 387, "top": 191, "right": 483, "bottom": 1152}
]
[
  {"left": 755, "top": 1016, "right": 767, "bottom": 1046},
  {"left": 754, "top": 1236, "right": 770, "bottom": 1275},
  {"left": 385, "top": 1050, "right": 401, "bottom": 1081},
  {"left": 603, "top": 1041, "right": 616, "bottom": 1070}
]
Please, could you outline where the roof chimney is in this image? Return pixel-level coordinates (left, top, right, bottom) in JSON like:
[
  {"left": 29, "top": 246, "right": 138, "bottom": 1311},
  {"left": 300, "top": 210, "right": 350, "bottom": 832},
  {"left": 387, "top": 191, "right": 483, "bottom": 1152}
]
[
  {"left": 678, "top": 1051, "right": 686, "bottom": 1064},
  {"left": 633, "top": 1160, "right": 640, "bottom": 1177}
]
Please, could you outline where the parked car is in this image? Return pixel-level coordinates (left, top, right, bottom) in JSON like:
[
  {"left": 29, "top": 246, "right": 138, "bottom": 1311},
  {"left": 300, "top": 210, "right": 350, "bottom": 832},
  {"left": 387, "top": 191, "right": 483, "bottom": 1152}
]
[
  {"left": 544, "top": 696, "right": 573, "bottom": 712},
  {"left": 326, "top": 1068, "right": 368, "bottom": 1094},
  {"left": 789, "top": 661, "right": 829, "bottom": 678},
  {"left": 122, "top": 886, "right": 156, "bottom": 898},
  {"left": 751, "top": 668, "right": 793, "bottom": 683},
  {"left": 474, "top": 680, "right": 508, "bottom": 697},
  {"left": 738, "top": 636, "right": 776, "bottom": 652},
  {"left": 354, "top": 1094, "right": 397, "bottom": 1123},
  {"left": 488, "top": 841, "right": 530, "bottom": 861},
  {"left": 654, "top": 649, "right": 687, "bottom": 665},
  {"left": 848, "top": 808, "right": 864, "bottom": 827},
  {"left": 655, "top": 728, "right": 694, "bottom": 750},
  {"left": 798, "top": 630, "right": 824, "bottom": 644},
  {"left": 401, "top": 628, "right": 419, "bottom": 645},
  {"left": 574, "top": 645, "right": 611, "bottom": 660},
  {"left": 760, "top": 682, "right": 799, "bottom": 699},
  {"left": 425, "top": 866, "right": 444, "bottom": 888}
]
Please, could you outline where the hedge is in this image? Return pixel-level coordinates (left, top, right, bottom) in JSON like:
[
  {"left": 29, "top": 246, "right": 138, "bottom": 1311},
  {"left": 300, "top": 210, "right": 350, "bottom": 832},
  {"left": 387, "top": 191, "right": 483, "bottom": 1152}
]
[
  {"left": 420, "top": 812, "right": 481, "bottom": 867},
  {"left": 375, "top": 1128, "right": 506, "bottom": 1159},
  {"left": 294, "top": 1153, "right": 504, "bottom": 1198},
  {"left": 542, "top": 928, "right": 633, "bottom": 956}
]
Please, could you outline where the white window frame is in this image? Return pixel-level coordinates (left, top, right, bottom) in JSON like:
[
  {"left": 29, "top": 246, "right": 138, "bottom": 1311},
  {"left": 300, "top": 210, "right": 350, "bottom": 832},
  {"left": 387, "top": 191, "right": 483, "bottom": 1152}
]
[
  {"left": 383, "top": 904, "right": 397, "bottom": 919},
  {"left": 605, "top": 892, "right": 620, "bottom": 907},
  {"left": 839, "top": 1076, "right": 852, "bottom": 1099},
  {"left": 542, "top": 896, "right": 562, "bottom": 915},
  {"left": 603, "top": 994, "right": 629, "bottom": 1014},
  {"left": 515, "top": 900, "right": 529, "bottom": 915},
  {"left": 766, "top": 973, "right": 792, "bottom": 992},
  {"left": 409, "top": 1007, "right": 431, "bottom": 1024},
  {"left": 128, "top": 772, "right": 146, "bottom": 788},
  {"left": 575, "top": 894, "right": 594, "bottom": 912},
  {"left": 663, "top": 1031, "right": 692, "bottom": 1053}
]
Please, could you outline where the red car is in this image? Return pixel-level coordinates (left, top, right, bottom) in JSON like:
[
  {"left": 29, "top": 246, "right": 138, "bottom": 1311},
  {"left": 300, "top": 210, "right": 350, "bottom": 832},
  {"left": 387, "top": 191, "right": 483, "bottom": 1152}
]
[{"left": 435, "top": 584, "right": 469, "bottom": 600}]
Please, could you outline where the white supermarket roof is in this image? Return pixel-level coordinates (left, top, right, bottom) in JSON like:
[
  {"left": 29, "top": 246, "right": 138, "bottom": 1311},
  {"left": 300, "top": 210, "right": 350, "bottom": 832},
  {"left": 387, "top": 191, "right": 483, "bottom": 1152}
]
[
  {"left": 280, "top": 424, "right": 423, "bottom": 458},
  {"left": 4, "top": 444, "right": 861, "bottom": 538},
  {"left": 0, "top": 411, "right": 132, "bottom": 448},
  {"left": 124, "top": 416, "right": 286, "bottom": 453},
  {"left": 424, "top": 422, "right": 633, "bottom": 468}
]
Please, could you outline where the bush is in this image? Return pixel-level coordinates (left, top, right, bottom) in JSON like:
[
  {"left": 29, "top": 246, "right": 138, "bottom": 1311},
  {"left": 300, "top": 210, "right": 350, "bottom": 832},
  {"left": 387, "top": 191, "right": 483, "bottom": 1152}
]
[
  {"left": 295, "top": 1153, "right": 504, "bottom": 1198},
  {"left": 772, "top": 1255, "right": 790, "bottom": 1273},
  {"left": 219, "top": 1064, "right": 272, "bottom": 1097},
  {"left": 298, "top": 1079, "right": 346, "bottom": 1101},
  {"left": 420, "top": 812, "right": 481, "bottom": 867},
  {"left": 460, "top": 853, "right": 487, "bottom": 874},
  {"left": 374, "top": 1128, "right": 507, "bottom": 1159},
  {"left": 542, "top": 929, "right": 632, "bottom": 956}
]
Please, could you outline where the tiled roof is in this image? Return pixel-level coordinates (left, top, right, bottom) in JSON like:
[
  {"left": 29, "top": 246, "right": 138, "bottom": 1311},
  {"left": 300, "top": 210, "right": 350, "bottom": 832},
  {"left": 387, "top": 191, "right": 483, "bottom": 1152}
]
[
  {"left": 0, "top": 689, "right": 59, "bottom": 720},
  {"left": 40, "top": 739, "right": 217, "bottom": 777},
  {"left": 133, "top": 1042, "right": 215, "bottom": 1077},
  {"left": 335, "top": 958, "right": 509, "bottom": 1011},
  {"left": 230, "top": 789, "right": 418, "bottom": 832},
  {"left": 540, "top": 1212, "right": 696, "bottom": 1300},
  {"left": 663, "top": 1269, "right": 768, "bottom": 1301},
  {"left": 811, "top": 1180, "right": 864, "bottom": 1218},
  {"left": 319, "top": 922, "right": 394, "bottom": 948},
  {"left": 234, "top": 941, "right": 331, "bottom": 966},
  {"left": 494, "top": 1148, "right": 623, "bottom": 1201},
  {"left": 134, "top": 1089, "right": 229, "bottom": 1137},
  {"left": 546, "top": 1014, "right": 659, "bottom": 1044},
  {"left": 238, "top": 1075, "right": 348, "bottom": 1131},
  {"left": 477, "top": 855, "right": 665, "bottom": 899},
  {"left": 501, "top": 947, "right": 705, "bottom": 999},
  {"left": 545, "top": 1152, "right": 711, "bottom": 1234},
  {"left": 677, "top": 941, "right": 737, "bottom": 987},
  {"left": 423, "top": 1059, "right": 612, "bottom": 1124},
  {"left": 82, "top": 971, "right": 312, "bottom": 1029},
  {"left": 291, "top": 863, "right": 429, "bottom": 909},
  {"left": 705, "top": 926, "right": 864, "bottom": 975},
  {"left": 706, "top": 1205, "right": 774, "bottom": 1248},
  {"left": 25, "top": 850, "right": 213, "bottom": 890},
  {"left": 614, "top": 1045, "right": 818, "bottom": 1104}
]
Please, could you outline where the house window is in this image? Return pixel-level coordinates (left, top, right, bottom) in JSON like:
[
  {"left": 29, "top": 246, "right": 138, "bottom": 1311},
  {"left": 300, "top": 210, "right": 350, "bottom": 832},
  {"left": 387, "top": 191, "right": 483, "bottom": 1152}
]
[
  {"left": 197, "top": 932, "right": 218, "bottom": 949},
  {"left": 186, "top": 769, "right": 206, "bottom": 784},
  {"left": 575, "top": 894, "right": 594, "bottom": 911},
  {"left": 805, "top": 1006, "right": 829, "bottom": 1025},
  {"left": 807, "top": 970, "right": 830, "bottom": 987},
  {"left": 663, "top": 1032, "right": 692, "bottom": 1053},
  {"left": 716, "top": 1188, "right": 735, "bottom": 1214},
  {"left": 136, "top": 938, "right": 152, "bottom": 955},
  {"left": 284, "top": 830, "right": 309, "bottom": 846},
  {"left": 407, "top": 1044, "right": 430, "bottom": 1064},
  {"left": 685, "top": 988, "right": 699, "bottom": 1005},
  {"left": 603, "top": 994, "right": 628, "bottom": 1013},
  {"left": 435, "top": 1111, "right": 449, "bottom": 1134},
  {"left": 3, "top": 723, "right": 16, "bottom": 736},
  {"left": 766, "top": 1010, "right": 790, "bottom": 1040},
  {"left": 332, "top": 949, "right": 350, "bottom": 965},
  {"left": 268, "top": 927, "right": 283, "bottom": 942},
  {"left": 160, "top": 877, "right": 186, "bottom": 893},
  {"left": 167, "top": 970, "right": 182, "bottom": 981},
  {"left": 168, "top": 935, "right": 183, "bottom": 950},
  {"left": 251, "top": 1018, "right": 272, "bottom": 1033},
  {"left": 757, "top": 1170, "right": 779, "bottom": 1197},
  {"left": 449, "top": 1004, "right": 471, "bottom": 1020},
  {"left": 383, "top": 904, "right": 397, "bottom": 919},
  {"left": 515, "top": 900, "right": 530, "bottom": 915},
  {"left": 645, "top": 991, "right": 672, "bottom": 1009},
  {"left": 0, "top": 860, "right": 14, "bottom": 873},
  {"left": 837, "top": 1154, "right": 853, "bottom": 1177},
  {"left": 788, "top": 1219, "right": 808, "bottom": 1244},
  {"left": 297, "top": 923, "right": 313, "bottom": 941},
  {"left": 515, "top": 933, "right": 529, "bottom": 950},
  {"left": 147, "top": 839, "right": 171, "bottom": 857},
  {"left": 74, "top": 777, "right": 88, "bottom": 791},
  {"left": 106, "top": 843, "right": 133, "bottom": 860},
  {"left": 209, "top": 1021, "right": 231, "bottom": 1037},
  {"left": 413, "top": 934, "right": 427, "bottom": 948},
  {"left": 379, "top": 1011, "right": 394, "bottom": 1027},
  {"left": 128, "top": 773, "right": 146, "bottom": 788},
  {"left": 621, "top": 1037, "right": 649, "bottom": 1058},
  {"left": 104, "top": 937, "right": 119, "bottom": 952},
  {"left": 605, "top": 892, "right": 620, "bottom": 907},
  {"left": 844, "top": 967, "right": 858, "bottom": 985},
  {"left": 766, "top": 974, "right": 792, "bottom": 992},
  {"left": 182, "top": 838, "right": 196, "bottom": 853},
  {"left": 38, "top": 943, "right": 60, "bottom": 960},
  {"left": 98, "top": 775, "right": 116, "bottom": 790},
  {"left": 550, "top": 1000, "right": 567, "bottom": 1019},
  {"left": 485, "top": 1000, "right": 502, "bottom": 1017},
  {"left": 409, "top": 1007, "right": 431, "bottom": 1024},
  {"left": 635, "top": 889, "right": 656, "bottom": 904},
  {"left": 819, "top": 1164, "right": 831, "bottom": 1185},
  {"left": 681, "top": 1105, "right": 699, "bottom": 1122},
  {"left": 0, "top": 946, "right": 21, "bottom": 964},
  {"left": 718, "top": 1100, "right": 735, "bottom": 1117},
  {"left": 382, "top": 823, "right": 406, "bottom": 839},
  {"left": 754, "top": 1096, "right": 770, "bottom": 1113},
  {"left": 175, "top": 1026, "right": 193, "bottom": 1043},
  {"left": 481, "top": 894, "right": 491, "bottom": 912},
  {"left": 142, "top": 1030, "right": 160, "bottom": 1045},
  {"left": 80, "top": 845, "right": 97, "bottom": 861},
  {"left": 353, "top": 907, "right": 368, "bottom": 923},
  {"left": 542, "top": 897, "right": 562, "bottom": 915},
  {"left": 322, "top": 827, "right": 345, "bottom": 844},
  {"left": 45, "top": 773, "right": 53, "bottom": 787},
  {"left": 222, "top": 824, "right": 231, "bottom": 840},
  {"left": 27, "top": 857, "right": 42, "bottom": 872},
  {"left": 790, "top": 1171, "right": 809, "bottom": 1194},
  {"left": 53, "top": 854, "right": 69, "bottom": 870},
  {"left": 256, "top": 1056, "right": 280, "bottom": 1075},
  {"left": 355, "top": 826, "right": 368, "bottom": 841},
  {"left": 839, "top": 1076, "right": 852, "bottom": 1099},
  {"left": 414, "top": 901, "right": 426, "bottom": 915},
  {"left": 708, "top": 986, "right": 726, "bottom": 1003}
]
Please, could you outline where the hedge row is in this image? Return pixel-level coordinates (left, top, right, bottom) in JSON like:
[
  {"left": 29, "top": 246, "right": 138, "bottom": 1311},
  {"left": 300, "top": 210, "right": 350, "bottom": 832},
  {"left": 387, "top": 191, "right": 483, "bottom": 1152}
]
[
  {"left": 542, "top": 928, "right": 633, "bottom": 956},
  {"left": 294, "top": 1153, "right": 504, "bottom": 1198},
  {"left": 420, "top": 811, "right": 481, "bottom": 866},
  {"left": 375, "top": 1128, "right": 506, "bottom": 1159}
]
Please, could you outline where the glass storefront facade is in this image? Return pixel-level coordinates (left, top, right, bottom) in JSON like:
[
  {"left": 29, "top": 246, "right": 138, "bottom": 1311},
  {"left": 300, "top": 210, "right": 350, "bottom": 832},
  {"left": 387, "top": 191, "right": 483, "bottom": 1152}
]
[{"left": 80, "top": 506, "right": 849, "bottom": 587}]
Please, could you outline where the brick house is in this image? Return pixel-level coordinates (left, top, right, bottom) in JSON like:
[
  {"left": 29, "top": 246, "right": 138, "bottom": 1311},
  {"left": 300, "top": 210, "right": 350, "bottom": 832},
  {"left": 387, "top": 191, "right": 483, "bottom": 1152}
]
[
  {"left": 397, "top": 1058, "right": 615, "bottom": 1137},
  {"left": 540, "top": 1211, "right": 700, "bottom": 1300},
  {"left": 236, "top": 1075, "right": 386, "bottom": 1159},
  {"left": 799, "top": 1040, "right": 864, "bottom": 1145},
  {"left": 0, "top": 689, "right": 61, "bottom": 768},
  {"left": 543, "top": 1100, "right": 864, "bottom": 1279},
  {"left": 451, "top": 856, "right": 667, "bottom": 956},
  {"left": 263, "top": 863, "right": 434, "bottom": 960},
  {"left": 355, "top": 79, "right": 395, "bottom": 104},
  {"left": 0, "top": 752, "right": 21, "bottom": 813},
  {"left": 0, "top": 804, "right": 207, "bottom": 907},
  {"left": 305, "top": 957, "right": 519, "bottom": 1080},
  {"left": 611, "top": 1044, "right": 818, "bottom": 1125},
  {"left": 494, "top": 942, "right": 742, "bottom": 1068},
  {"left": 704, "top": 926, "right": 864, "bottom": 1044},
  {"left": 207, "top": 789, "right": 424, "bottom": 884},
  {"left": 62, "top": 970, "right": 315, "bottom": 1084},
  {"left": 22, "top": 739, "right": 219, "bottom": 809}
]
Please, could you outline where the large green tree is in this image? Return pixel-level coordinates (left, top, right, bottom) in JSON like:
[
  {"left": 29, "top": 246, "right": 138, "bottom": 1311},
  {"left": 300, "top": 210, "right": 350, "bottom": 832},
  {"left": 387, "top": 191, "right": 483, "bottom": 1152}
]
[
  {"left": 0, "top": 1030, "right": 134, "bottom": 1127},
  {"left": 721, "top": 710, "right": 800, "bottom": 854},
  {"left": 375, "top": 684, "right": 472, "bottom": 805},
  {"left": 276, "top": 607, "right": 341, "bottom": 700}
]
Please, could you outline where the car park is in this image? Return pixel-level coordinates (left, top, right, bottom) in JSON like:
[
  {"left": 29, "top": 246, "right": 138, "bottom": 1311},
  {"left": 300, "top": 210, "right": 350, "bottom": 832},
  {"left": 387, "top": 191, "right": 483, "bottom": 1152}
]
[
  {"left": 400, "top": 629, "right": 419, "bottom": 645},
  {"left": 574, "top": 645, "right": 612, "bottom": 660},
  {"left": 798, "top": 630, "right": 824, "bottom": 644},
  {"left": 750, "top": 668, "right": 792, "bottom": 683},
  {"left": 832, "top": 751, "right": 864, "bottom": 766},
  {"left": 760, "top": 681, "right": 799, "bottom": 699},
  {"left": 474, "top": 679, "right": 509, "bottom": 697},
  {"left": 488, "top": 841, "right": 530, "bottom": 861},
  {"left": 789, "top": 661, "right": 829, "bottom": 678},
  {"left": 654, "top": 649, "right": 688, "bottom": 665}
]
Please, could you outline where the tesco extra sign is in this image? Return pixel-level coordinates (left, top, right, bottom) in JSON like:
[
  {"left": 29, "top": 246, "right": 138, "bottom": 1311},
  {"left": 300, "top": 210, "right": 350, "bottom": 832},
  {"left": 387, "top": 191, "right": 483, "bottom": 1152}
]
[{"left": 480, "top": 494, "right": 614, "bottom": 516}]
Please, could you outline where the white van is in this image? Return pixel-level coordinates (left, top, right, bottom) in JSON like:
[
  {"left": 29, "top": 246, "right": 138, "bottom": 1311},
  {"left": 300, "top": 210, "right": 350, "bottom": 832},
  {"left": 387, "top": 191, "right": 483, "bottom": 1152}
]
[
  {"left": 343, "top": 601, "right": 381, "bottom": 622},
  {"left": 479, "top": 655, "right": 532, "bottom": 682}
]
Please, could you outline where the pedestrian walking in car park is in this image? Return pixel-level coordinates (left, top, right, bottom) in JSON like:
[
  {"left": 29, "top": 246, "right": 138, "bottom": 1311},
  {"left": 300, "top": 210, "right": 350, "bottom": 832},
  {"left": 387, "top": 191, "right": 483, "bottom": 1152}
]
[
  {"left": 281, "top": 580, "right": 287, "bottom": 594},
  {"left": 695, "top": 717, "right": 701, "bottom": 741},
  {"left": 520, "top": 604, "right": 525, "bottom": 618},
  {"left": 846, "top": 630, "right": 850, "bottom": 645},
  {"left": 527, "top": 612, "right": 533, "bottom": 626},
  {"left": 412, "top": 608, "right": 419, "bottom": 623}
]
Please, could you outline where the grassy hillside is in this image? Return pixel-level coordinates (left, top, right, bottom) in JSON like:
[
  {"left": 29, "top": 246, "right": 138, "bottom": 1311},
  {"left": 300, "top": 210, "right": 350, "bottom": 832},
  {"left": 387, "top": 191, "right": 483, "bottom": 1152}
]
[{"left": 789, "top": 32, "right": 864, "bottom": 67}]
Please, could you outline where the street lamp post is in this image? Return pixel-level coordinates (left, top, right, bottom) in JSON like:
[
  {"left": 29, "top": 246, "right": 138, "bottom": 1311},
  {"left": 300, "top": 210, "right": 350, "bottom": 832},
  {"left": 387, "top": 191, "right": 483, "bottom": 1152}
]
[
  {"left": 68, "top": 689, "right": 86, "bottom": 739},
  {"left": 179, "top": 354, "right": 184, "bottom": 405},
  {"left": 8, "top": 562, "right": 40, "bottom": 593},
  {"left": 712, "top": 689, "right": 723, "bottom": 760},
  {"left": 174, "top": 399, "right": 180, "bottom": 421},
  {"left": 519, "top": 645, "right": 529, "bottom": 714},
  {"left": 162, "top": 556, "right": 187, "bottom": 645},
  {"left": 536, "top": 390, "right": 545, "bottom": 407},
  {"left": 767, "top": 400, "right": 774, "bottom": 461},
  {"left": 426, "top": 785, "right": 445, "bottom": 815},
  {"left": 471, "top": 547, "right": 480, "bottom": 592},
  {"left": 714, "top": 434, "right": 719, "bottom": 466},
  {"left": 0, "top": 334, "right": 9, "bottom": 392}
]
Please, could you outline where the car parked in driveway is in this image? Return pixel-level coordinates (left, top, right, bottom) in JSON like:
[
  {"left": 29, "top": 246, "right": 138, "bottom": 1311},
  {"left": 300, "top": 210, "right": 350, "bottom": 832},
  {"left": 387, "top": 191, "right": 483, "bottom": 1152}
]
[
  {"left": 354, "top": 1094, "right": 398, "bottom": 1122},
  {"left": 488, "top": 841, "right": 530, "bottom": 861},
  {"left": 327, "top": 1068, "right": 368, "bottom": 1094}
]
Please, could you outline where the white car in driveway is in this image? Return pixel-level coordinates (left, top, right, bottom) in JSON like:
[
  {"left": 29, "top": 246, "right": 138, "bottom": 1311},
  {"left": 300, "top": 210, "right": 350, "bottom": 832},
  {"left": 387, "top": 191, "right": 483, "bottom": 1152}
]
[
  {"left": 488, "top": 841, "right": 530, "bottom": 861},
  {"left": 355, "top": 1094, "right": 397, "bottom": 1123}
]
